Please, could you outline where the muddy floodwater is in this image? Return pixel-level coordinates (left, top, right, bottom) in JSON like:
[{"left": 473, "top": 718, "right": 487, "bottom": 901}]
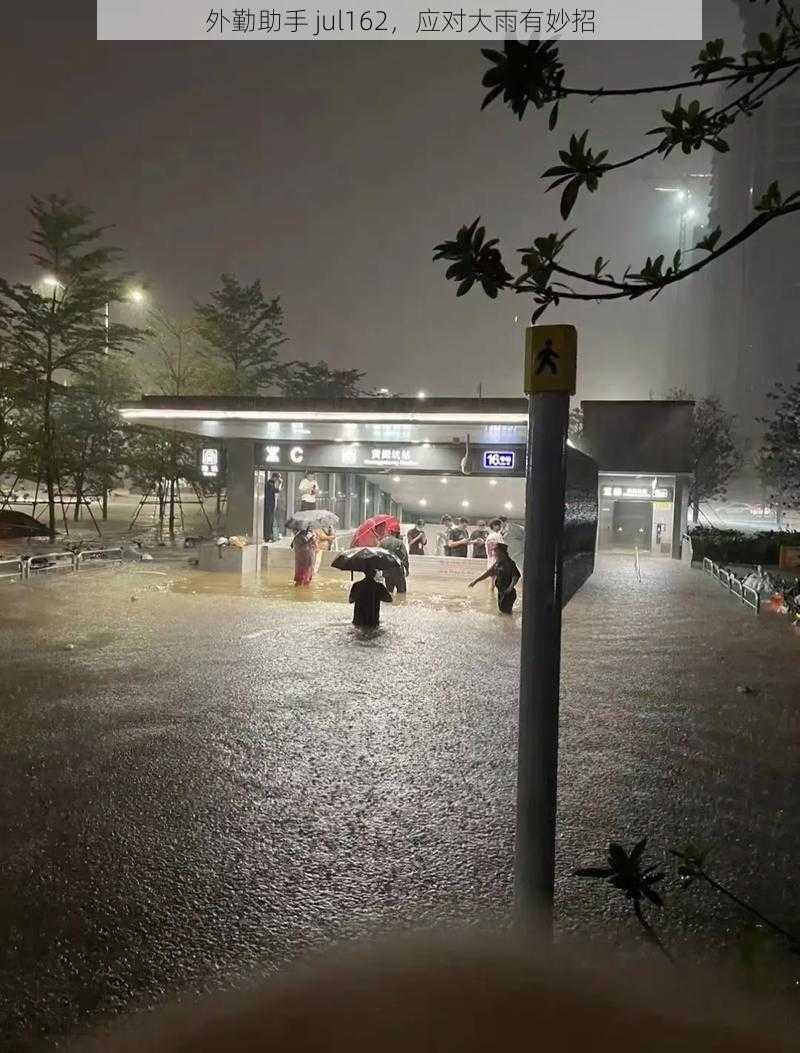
[{"left": 1, "top": 557, "right": 799, "bottom": 1048}]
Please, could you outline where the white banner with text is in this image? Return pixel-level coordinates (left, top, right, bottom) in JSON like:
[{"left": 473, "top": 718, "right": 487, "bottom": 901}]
[{"left": 97, "top": 0, "right": 702, "bottom": 41}]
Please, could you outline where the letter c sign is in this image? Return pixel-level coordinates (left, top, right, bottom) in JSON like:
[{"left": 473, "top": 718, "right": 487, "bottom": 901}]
[{"left": 289, "top": 446, "right": 304, "bottom": 465}]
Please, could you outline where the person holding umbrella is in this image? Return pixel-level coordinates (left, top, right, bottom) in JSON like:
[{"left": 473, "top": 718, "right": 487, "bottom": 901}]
[
  {"left": 291, "top": 527, "right": 317, "bottom": 586},
  {"left": 349, "top": 568, "right": 393, "bottom": 628},
  {"left": 331, "top": 547, "right": 402, "bottom": 627}
]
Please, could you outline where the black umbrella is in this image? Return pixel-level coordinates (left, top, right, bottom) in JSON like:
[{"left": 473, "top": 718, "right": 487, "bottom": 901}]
[{"left": 331, "top": 547, "right": 402, "bottom": 574}]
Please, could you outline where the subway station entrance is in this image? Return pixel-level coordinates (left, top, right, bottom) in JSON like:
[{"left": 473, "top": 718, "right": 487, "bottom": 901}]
[
  {"left": 122, "top": 398, "right": 536, "bottom": 575},
  {"left": 120, "top": 395, "right": 691, "bottom": 579}
]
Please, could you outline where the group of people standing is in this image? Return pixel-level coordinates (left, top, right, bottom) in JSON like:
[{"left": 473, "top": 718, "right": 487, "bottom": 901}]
[
  {"left": 404, "top": 514, "right": 521, "bottom": 614},
  {"left": 406, "top": 515, "right": 511, "bottom": 565}
]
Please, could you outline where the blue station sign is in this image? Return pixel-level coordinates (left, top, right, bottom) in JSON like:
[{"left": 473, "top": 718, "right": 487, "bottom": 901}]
[{"left": 482, "top": 450, "right": 516, "bottom": 471}]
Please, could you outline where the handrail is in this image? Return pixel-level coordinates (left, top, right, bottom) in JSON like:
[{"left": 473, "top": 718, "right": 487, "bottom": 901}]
[
  {"left": 0, "top": 556, "right": 24, "bottom": 583},
  {"left": 75, "top": 547, "right": 123, "bottom": 569},
  {"left": 25, "top": 551, "right": 76, "bottom": 575},
  {"left": 701, "top": 558, "right": 759, "bottom": 614}
]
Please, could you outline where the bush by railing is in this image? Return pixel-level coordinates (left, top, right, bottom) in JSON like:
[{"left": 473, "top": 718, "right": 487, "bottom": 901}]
[{"left": 688, "top": 526, "right": 800, "bottom": 566}]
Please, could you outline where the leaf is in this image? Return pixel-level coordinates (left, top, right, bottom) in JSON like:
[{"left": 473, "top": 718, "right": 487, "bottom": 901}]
[
  {"left": 594, "top": 256, "right": 604, "bottom": 276},
  {"left": 549, "top": 102, "right": 560, "bottom": 130},
  {"left": 456, "top": 278, "right": 474, "bottom": 296},
  {"left": 560, "top": 177, "right": 582, "bottom": 220},
  {"left": 480, "top": 84, "right": 504, "bottom": 110},
  {"left": 542, "top": 165, "right": 574, "bottom": 178},
  {"left": 695, "top": 225, "right": 722, "bottom": 252},
  {"left": 630, "top": 837, "right": 648, "bottom": 863}
]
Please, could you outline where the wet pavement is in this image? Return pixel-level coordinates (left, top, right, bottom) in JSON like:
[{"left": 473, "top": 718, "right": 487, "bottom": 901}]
[{"left": 1, "top": 557, "right": 799, "bottom": 1048}]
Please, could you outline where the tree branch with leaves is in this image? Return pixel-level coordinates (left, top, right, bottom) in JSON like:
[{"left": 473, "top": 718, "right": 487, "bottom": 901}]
[{"left": 435, "top": 2, "right": 800, "bottom": 320}]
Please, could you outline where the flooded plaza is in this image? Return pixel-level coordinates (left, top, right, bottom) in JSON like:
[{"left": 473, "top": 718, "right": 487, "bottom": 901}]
[{"left": 1, "top": 556, "right": 799, "bottom": 1048}]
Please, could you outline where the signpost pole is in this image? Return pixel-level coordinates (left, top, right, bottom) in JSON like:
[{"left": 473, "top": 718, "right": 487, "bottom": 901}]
[{"left": 515, "top": 325, "right": 575, "bottom": 933}]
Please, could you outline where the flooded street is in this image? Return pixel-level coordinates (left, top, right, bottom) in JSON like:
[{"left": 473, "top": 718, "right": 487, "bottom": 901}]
[{"left": 1, "top": 557, "right": 799, "bottom": 1048}]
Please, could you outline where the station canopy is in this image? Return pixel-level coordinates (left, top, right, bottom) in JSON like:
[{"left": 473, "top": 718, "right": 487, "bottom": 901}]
[
  {"left": 120, "top": 396, "right": 529, "bottom": 447},
  {"left": 120, "top": 396, "right": 532, "bottom": 517}
]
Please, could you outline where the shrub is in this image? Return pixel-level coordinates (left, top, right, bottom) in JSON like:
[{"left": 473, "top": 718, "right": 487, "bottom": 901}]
[{"left": 688, "top": 526, "right": 800, "bottom": 565}]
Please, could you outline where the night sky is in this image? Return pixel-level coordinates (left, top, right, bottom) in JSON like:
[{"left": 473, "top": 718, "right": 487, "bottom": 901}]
[{"left": 2, "top": 1, "right": 739, "bottom": 399}]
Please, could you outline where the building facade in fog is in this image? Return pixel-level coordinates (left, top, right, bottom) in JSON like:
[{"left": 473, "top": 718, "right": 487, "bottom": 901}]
[{"left": 695, "top": 0, "right": 800, "bottom": 445}]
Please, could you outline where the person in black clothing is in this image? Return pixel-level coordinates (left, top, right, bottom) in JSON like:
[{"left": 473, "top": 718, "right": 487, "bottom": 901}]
[
  {"left": 263, "top": 472, "right": 283, "bottom": 542},
  {"left": 349, "top": 568, "right": 393, "bottom": 627},
  {"left": 468, "top": 543, "right": 521, "bottom": 614},
  {"left": 469, "top": 520, "right": 488, "bottom": 560},
  {"left": 407, "top": 520, "right": 427, "bottom": 556},
  {"left": 380, "top": 528, "right": 409, "bottom": 594},
  {"left": 447, "top": 518, "right": 470, "bottom": 557}
]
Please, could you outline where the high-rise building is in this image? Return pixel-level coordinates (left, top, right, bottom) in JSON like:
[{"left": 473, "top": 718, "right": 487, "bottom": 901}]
[{"left": 696, "top": 0, "right": 800, "bottom": 445}]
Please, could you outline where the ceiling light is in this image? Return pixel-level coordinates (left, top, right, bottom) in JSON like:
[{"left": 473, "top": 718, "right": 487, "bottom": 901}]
[
  {"left": 504, "top": 501, "right": 513, "bottom": 511},
  {"left": 419, "top": 498, "right": 428, "bottom": 507},
  {"left": 392, "top": 476, "right": 401, "bottom": 482},
  {"left": 461, "top": 500, "right": 470, "bottom": 508},
  {"left": 440, "top": 477, "right": 448, "bottom": 484},
  {"left": 489, "top": 479, "right": 498, "bottom": 486}
]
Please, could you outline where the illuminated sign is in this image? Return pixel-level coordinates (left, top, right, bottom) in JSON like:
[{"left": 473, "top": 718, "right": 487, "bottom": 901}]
[
  {"left": 200, "top": 448, "right": 219, "bottom": 477},
  {"left": 364, "top": 447, "right": 418, "bottom": 467},
  {"left": 483, "top": 450, "right": 515, "bottom": 471},
  {"left": 602, "top": 485, "right": 672, "bottom": 500},
  {"left": 255, "top": 441, "right": 526, "bottom": 474}
]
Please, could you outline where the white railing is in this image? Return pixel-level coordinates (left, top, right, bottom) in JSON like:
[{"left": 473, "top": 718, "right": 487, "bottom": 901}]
[
  {"left": 0, "top": 556, "right": 24, "bottom": 583},
  {"left": 701, "top": 558, "right": 760, "bottom": 614},
  {"left": 75, "top": 547, "right": 123, "bottom": 569},
  {"left": 25, "top": 551, "right": 76, "bottom": 576}
]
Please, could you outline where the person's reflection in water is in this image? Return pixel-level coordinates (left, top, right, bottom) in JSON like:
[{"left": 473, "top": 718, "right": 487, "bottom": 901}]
[{"left": 349, "top": 568, "right": 392, "bottom": 627}]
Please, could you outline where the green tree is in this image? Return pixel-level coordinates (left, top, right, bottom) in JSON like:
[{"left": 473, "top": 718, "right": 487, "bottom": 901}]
[
  {"left": 689, "top": 396, "right": 742, "bottom": 524},
  {"left": 56, "top": 356, "right": 136, "bottom": 521},
  {"left": 758, "top": 367, "right": 800, "bottom": 529},
  {"left": 135, "top": 307, "right": 230, "bottom": 517},
  {"left": 195, "top": 274, "right": 286, "bottom": 395},
  {"left": 663, "top": 388, "right": 742, "bottom": 523},
  {"left": 435, "top": 6, "right": 800, "bottom": 318},
  {"left": 568, "top": 405, "right": 583, "bottom": 443},
  {"left": 274, "top": 359, "right": 366, "bottom": 398},
  {"left": 0, "top": 195, "right": 141, "bottom": 537},
  {"left": 124, "top": 426, "right": 203, "bottom": 538}
]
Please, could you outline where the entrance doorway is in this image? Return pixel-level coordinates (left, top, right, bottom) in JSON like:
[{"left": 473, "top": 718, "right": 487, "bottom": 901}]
[{"left": 611, "top": 500, "right": 653, "bottom": 550}]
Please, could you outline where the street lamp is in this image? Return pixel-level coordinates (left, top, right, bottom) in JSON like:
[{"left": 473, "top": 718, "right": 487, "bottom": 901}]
[{"left": 105, "top": 287, "right": 147, "bottom": 351}]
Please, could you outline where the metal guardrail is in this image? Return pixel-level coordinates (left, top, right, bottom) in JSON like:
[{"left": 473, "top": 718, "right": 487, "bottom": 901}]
[
  {"left": 741, "top": 584, "right": 761, "bottom": 613},
  {"left": 14, "top": 547, "right": 125, "bottom": 580},
  {"left": 0, "top": 556, "right": 24, "bottom": 583},
  {"left": 75, "top": 547, "right": 123, "bottom": 569},
  {"left": 25, "top": 551, "right": 76, "bottom": 576},
  {"left": 701, "top": 558, "right": 760, "bottom": 614}
]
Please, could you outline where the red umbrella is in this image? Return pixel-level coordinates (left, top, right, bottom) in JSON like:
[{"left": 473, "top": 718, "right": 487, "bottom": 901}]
[{"left": 351, "top": 514, "right": 400, "bottom": 548}]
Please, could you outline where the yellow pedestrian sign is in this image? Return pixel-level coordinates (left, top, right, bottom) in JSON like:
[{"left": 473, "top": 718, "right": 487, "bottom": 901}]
[{"left": 525, "top": 325, "right": 577, "bottom": 395}]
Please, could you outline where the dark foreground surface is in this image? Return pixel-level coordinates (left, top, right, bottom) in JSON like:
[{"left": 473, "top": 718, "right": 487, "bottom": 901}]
[{"left": 1, "top": 558, "right": 799, "bottom": 1048}]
